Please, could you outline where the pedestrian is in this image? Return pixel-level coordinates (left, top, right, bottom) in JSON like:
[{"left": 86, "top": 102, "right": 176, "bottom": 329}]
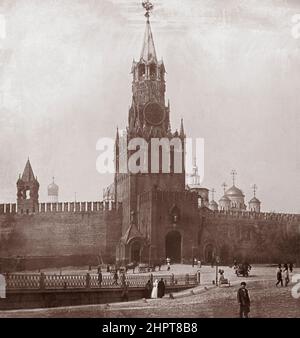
[
  {"left": 167, "top": 261, "right": 171, "bottom": 271},
  {"left": 276, "top": 264, "right": 283, "bottom": 287},
  {"left": 198, "top": 260, "right": 202, "bottom": 268},
  {"left": 113, "top": 271, "right": 118, "bottom": 285},
  {"left": 157, "top": 278, "right": 165, "bottom": 298},
  {"left": 283, "top": 265, "right": 290, "bottom": 287},
  {"left": 98, "top": 270, "right": 102, "bottom": 287},
  {"left": 144, "top": 280, "right": 152, "bottom": 299},
  {"left": 151, "top": 279, "right": 159, "bottom": 299},
  {"left": 237, "top": 282, "right": 251, "bottom": 318},
  {"left": 289, "top": 262, "right": 294, "bottom": 273},
  {"left": 120, "top": 272, "right": 126, "bottom": 286},
  {"left": 121, "top": 282, "right": 129, "bottom": 302}
]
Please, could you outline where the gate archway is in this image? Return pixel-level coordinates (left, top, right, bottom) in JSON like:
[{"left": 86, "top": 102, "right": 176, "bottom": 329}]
[
  {"left": 165, "top": 231, "right": 182, "bottom": 263},
  {"left": 130, "top": 241, "right": 142, "bottom": 263},
  {"left": 204, "top": 244, "right": 214, "bottom": 263}
]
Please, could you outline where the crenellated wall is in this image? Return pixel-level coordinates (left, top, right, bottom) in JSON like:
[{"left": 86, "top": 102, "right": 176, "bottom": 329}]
[
  {"left": 206, "top": 209, "right": 300, "bottom": 223},
  {"left": 199, "top": 209, "right": 300, "bottom": 264},
  {"left": 0, "top": 201, "right": 121, "bottom": 215},
  {"left": 0, "top": 201, "right": 122, "bottom": 270}
]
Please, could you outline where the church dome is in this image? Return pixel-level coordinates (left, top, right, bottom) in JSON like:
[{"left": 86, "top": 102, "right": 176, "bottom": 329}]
[
  {"left": 249, "top": 197, "right": 260, "bottom": 204},
  {"left": 48, "top": 178, "right": 59, "bottom": 196},
  {"left": 225, "top": 185, "right": 244, "bottom": 197},
  {"left": 209, "top": 200, "right": 218, "bottom": 211},
  {"left": 219, "top": 195, "right": 230, "bottom": 202}
]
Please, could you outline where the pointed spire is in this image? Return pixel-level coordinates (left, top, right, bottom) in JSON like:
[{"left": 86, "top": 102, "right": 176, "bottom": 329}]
[
  {"left": 116, "top": 126, "right": 119, "bottom": 141},
  {"left": 140, "top": 5, "right": 157, "bottom": 63},
  {"left": 180, "top": 118, "right": 185, "bottom": 137},
  {"left": 21, "top": 159, "right": 36, "bottom": 182}
]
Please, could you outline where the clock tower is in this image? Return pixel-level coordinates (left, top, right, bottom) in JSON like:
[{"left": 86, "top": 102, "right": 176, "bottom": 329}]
[{"left": 115, "top": 1, "right": 187, "bottom": 244}]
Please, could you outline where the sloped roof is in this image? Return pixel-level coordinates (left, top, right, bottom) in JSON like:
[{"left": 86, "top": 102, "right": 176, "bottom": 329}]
[
  {"left": 21, "top": 159, "right": 36, "bottom": 182},
  {"left": 121, "top": 224, "right": 144, "bottom": 245}
]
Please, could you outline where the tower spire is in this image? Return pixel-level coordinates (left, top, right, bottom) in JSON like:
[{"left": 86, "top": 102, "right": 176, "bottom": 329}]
[
  {"left": 141, "top": 1, "right": 157, "bottom": 63},
  {"left": 180, "top": 118, "right": 185, "bottom": 137}
]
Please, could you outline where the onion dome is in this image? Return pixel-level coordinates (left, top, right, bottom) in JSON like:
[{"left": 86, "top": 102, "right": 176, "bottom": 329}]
[
  {"left": 225, "top": 185, "right": 244, "bottom": 197},
  {"left": 209, "top": 200, "right": 218, "bottom": 211}
]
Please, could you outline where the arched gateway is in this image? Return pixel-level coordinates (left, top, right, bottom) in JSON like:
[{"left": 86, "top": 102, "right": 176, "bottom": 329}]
[{"left": 165, "top": 231, "right": 182, "bottom": 263}]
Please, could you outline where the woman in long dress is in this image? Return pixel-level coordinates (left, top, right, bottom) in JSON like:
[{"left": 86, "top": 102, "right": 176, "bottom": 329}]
[{"left": 151, "top": 279, "right": 159, "bottom": 299}]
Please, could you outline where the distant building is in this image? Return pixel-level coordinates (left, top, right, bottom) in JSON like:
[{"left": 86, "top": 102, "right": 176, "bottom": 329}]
[{"left": 48, "top": 177, "right": 59, "bottom": 203}]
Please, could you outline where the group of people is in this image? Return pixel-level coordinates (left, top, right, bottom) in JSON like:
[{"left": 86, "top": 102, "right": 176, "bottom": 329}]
[
  {"left": 144, "top": 278, "right": 166, "bottom": 299},
  {"left": 192, "top": 257, "right": 202, "bottom": 268},
  {"left": 276, "top": 263, "right": 293, "bottom": 287}
]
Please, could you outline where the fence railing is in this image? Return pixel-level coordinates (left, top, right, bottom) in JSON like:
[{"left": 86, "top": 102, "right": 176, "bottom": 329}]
[{"left": 5, "top": 272, "right": 198, "bottom": 290}]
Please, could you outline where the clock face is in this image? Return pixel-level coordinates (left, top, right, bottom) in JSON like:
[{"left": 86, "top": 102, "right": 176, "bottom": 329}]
[{"left": 143, "top": 102, "right": 165, "bottom": 126}]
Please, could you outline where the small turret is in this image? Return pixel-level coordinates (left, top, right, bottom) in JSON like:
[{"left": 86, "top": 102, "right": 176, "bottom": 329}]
[{"left": 17, "top": 158, "right": 39, "bottom": 214}]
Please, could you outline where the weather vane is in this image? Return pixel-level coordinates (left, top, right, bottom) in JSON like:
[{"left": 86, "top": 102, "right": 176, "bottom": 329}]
[{"left": 142, "top": 0, "right": 154, "bottom": 18}]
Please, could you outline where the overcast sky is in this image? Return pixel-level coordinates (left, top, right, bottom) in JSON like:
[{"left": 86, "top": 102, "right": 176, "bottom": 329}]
[{"left": 0, "top": 0, "right": 299, "bottom": 213}]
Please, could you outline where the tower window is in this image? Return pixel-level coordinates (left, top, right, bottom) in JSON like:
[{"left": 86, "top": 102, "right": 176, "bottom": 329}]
[
  {"left": 150, "top": 63, "right": 156, "bottom": 78},
  {"left": 26, "top": 189, "right": 30, "bottom": 199},
  {"left": 138, "top": 64, "right": 146, "bottom": 78}
]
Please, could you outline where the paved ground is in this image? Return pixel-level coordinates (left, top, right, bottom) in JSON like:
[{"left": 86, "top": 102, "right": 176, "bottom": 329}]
[{"left": 1, "top": 265, "right": 300, "bottom": 318}]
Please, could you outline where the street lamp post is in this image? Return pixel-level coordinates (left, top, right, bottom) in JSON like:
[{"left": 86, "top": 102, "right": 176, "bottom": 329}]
[
  {"left": 215, "top": 256, "right": 220, "bottom": 286},
  {"left": 148, "top": 244, "right": 152, "bottom": 267}
]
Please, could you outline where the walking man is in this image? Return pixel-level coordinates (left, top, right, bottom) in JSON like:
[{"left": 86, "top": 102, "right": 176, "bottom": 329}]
[
  {"left": 276, "top": 264, "right": 283, "bottom": 287},
  {"left": 283, "top": 265, "right": 290, "bottom": 287},
  {"left": 237, "top": 282, "right": 251, "bottom": 318},
  {"left": 113, "top": 271, "right": 118, "bottom": 286}
]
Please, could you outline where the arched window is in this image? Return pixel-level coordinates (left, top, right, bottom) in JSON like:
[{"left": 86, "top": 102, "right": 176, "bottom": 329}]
[
  {"left": 138, "top": 64, "right": 146, "bottom": 78},
  {"left": 149, "top": 63, "right": 156, "bottom": 78}
]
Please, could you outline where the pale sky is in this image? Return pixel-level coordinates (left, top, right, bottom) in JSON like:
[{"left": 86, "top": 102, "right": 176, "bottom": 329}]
[{"left": 0, "top": 0, "right": 299, "bottom": 213}]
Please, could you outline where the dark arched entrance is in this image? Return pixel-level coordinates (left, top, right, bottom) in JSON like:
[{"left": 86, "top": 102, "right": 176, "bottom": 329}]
[
  {"left": 130, "top": 241, "right": 141, "bottom": 263},
  {"left": 165, "top": 231, "right": 181, "bottom": 263},
  {"left": 204, "top": 244, "right": 214, "bottom": 263}
]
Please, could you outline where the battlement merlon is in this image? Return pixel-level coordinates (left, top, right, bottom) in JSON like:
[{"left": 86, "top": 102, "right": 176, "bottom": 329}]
[
  {"left": 200, "top": 209, "right": 300, "bottom": 223},
  {"left": 0, "top": 201, "right": 122, "bottom": 215}
]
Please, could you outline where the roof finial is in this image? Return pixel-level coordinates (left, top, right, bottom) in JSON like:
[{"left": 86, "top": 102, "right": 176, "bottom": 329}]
[
  {"left": 231, "top": 169, "right": 237, "bottom": 186},
  {"left": 142, "top": 0, "right": 154, "bottom": 20},
  {"left": 222, "top": 182, "right": 227, "bottom": 194},
  {"left": 252, "top": 184, "right": 257, "bottom": 198}
]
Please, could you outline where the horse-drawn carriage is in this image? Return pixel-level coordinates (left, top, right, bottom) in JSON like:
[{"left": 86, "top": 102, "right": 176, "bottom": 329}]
[{"left": 235, "top": 263, "right": 251, "bottom": 277}]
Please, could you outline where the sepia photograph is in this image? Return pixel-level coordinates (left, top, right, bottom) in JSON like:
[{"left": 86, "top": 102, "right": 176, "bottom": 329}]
[{"left": 0, "top": 0, "right": 299, "bottom": 324}]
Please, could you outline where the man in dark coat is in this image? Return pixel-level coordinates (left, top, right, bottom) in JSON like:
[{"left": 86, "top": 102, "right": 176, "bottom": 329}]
[
  {"left": 237, "top": 282, "right": 250, "bottom": 318},
  {"left": 157, "top": 278, "right": 165, "bottom": 298},
  {"left": 144, "top": 280, "right": 152, "bottom": 299},
  {"left": 276, "top": 264, "right": 283, "bottom": 287}
]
